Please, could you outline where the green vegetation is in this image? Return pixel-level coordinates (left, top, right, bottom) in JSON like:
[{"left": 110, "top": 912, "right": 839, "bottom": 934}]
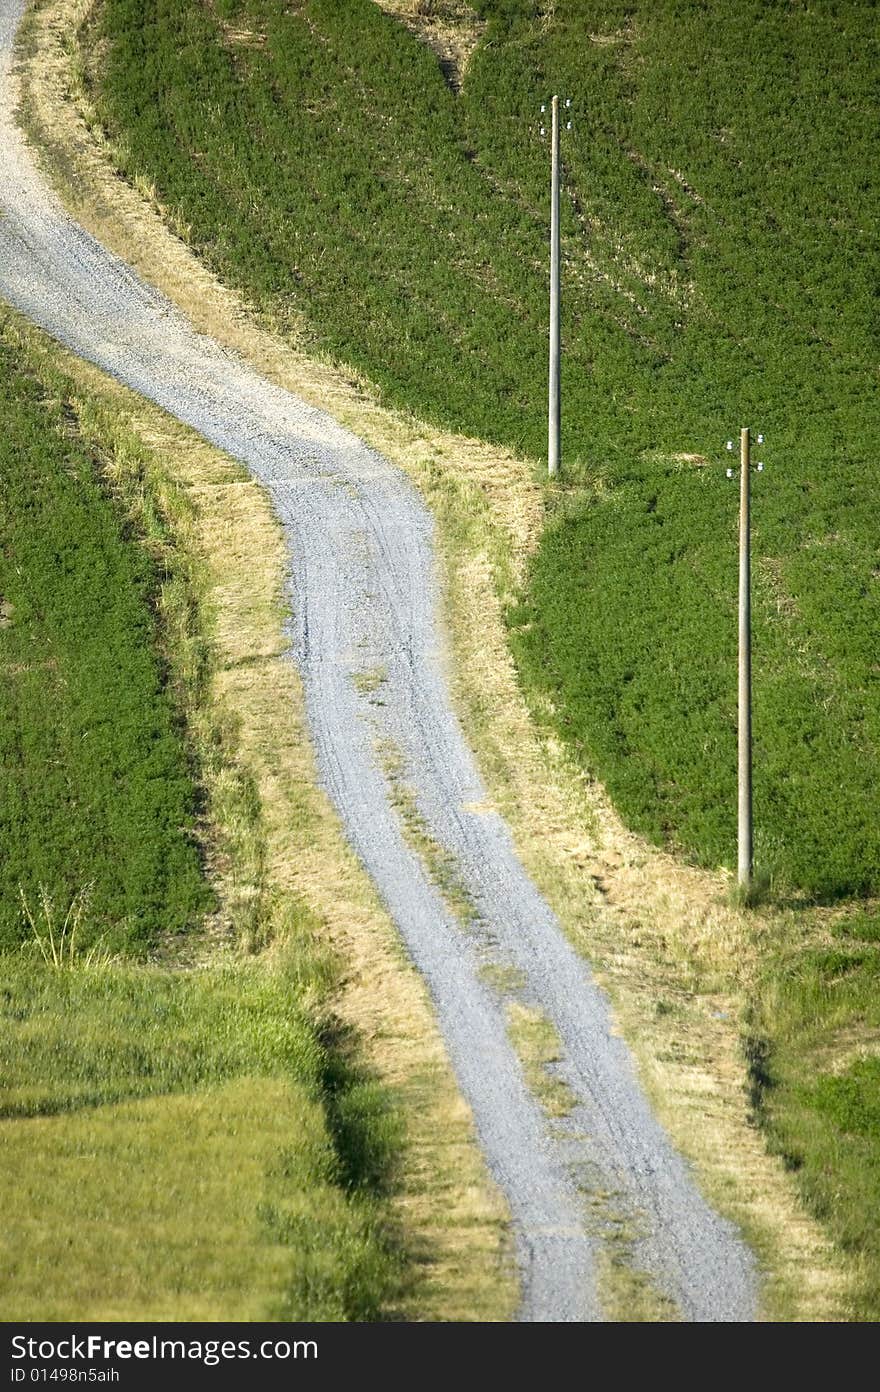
[
  {"left": 89, "top": 0, "right": 880, "bottom": 897},
  {"left": 749, "top": 909, "right": 880, "bottom": 1320},
  {"left": 0, "top": 331, "right": 210, "bottom": 951},
  {"left": 0, "top": 315, "right": 401, "bottom": 1320},
  {"left": 0, "top": 949, "right": 399, "bottom": 1321},
  {"left": 509, "top": 445, "right": 880, "bottom": 897}
]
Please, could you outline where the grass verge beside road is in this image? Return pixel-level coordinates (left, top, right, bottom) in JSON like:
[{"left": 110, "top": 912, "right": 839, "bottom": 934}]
[
  {"left": 0, "top": 954, "right": 400, "bottom": 1321},
  {"left": 748, "top": 909, "right": 880, "bottom": 1322}
]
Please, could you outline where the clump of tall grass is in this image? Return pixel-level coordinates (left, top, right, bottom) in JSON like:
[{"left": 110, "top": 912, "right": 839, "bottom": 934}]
[{"left": 18, "top": 883, "right": 111, "bottom": 969}]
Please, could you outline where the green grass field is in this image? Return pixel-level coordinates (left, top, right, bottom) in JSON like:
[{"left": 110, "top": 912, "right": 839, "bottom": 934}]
[
  {"left": 0, "top": 948, "right": 400, "bottom": 1321},
  {"left": 0, "top": 331, "right": 210, "bottom": 951},
  {"left": 46, "top": 0, "right": 880, "bottom": 1315},
  {"left": 89, "top": 0, "right": 880, "bottom": 898},
  {"left": 0, "top": 315, "right": 402, "bottom": 1320}
]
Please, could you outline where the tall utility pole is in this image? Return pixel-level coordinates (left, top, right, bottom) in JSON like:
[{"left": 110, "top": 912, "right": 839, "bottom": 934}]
[
  {"left": 548, "top": 94, "right": 561, "bottom": 478},
  {"left": 737, "top": 426, "right": 753, "bottom": 892},
  {"left": 727, "top": 427, "right": 764, "bottom": 893}
]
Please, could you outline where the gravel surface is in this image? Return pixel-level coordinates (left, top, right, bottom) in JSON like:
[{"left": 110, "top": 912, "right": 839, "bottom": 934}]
[{"left": 0, "top": 0, "right": 758, "bottom": 1321}]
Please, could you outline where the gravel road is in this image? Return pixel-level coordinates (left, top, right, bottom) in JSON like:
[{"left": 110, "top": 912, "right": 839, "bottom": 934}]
[{"left": 0, "top": 0, "right": 757, "bottom": 1321}]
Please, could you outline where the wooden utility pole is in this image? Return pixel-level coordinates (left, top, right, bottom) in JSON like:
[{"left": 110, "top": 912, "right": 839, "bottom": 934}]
[
  {"left": 548, "top": 93, "right": 560, "bottom": 478},
  {"left": 738, "top": 425, "right": 753, "bottom": 892}
]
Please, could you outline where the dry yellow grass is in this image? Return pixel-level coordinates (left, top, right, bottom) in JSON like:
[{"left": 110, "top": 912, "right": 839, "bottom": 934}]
[
  {"left": 370, "top": 1, "right": 486, "bottom": 90},
  {"left": 16, "top": 0, "right": 855, "bottom": 1319}
]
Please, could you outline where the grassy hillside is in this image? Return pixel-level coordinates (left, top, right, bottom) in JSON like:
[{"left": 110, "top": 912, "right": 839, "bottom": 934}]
[
  {"left": 88, "top": 0, "right": 880, "bottom": 898},
  {"left": 0, "top": 315, "right": 401, "bottom": 1320}
]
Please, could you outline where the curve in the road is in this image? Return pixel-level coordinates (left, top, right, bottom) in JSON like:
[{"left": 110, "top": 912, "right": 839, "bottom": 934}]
[{"left": 0, "top": 0, "right": 757, "bottom": 1321}]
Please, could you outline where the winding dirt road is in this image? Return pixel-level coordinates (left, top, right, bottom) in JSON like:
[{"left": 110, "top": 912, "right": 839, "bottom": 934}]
[{"left": 0, "top": 0, "right": 757, "bottom": 1320}]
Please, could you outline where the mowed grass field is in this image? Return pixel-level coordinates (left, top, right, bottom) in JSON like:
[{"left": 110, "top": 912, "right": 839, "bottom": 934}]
[
  {"left": 0, "top": 317, "right": 401, "bottom": 1320},
  {"left": 79, "top": 0, "right": 880, "bottom": 1314},
  {"left": 1, "top": 953, "right": 400, "bottom": 1321}
]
